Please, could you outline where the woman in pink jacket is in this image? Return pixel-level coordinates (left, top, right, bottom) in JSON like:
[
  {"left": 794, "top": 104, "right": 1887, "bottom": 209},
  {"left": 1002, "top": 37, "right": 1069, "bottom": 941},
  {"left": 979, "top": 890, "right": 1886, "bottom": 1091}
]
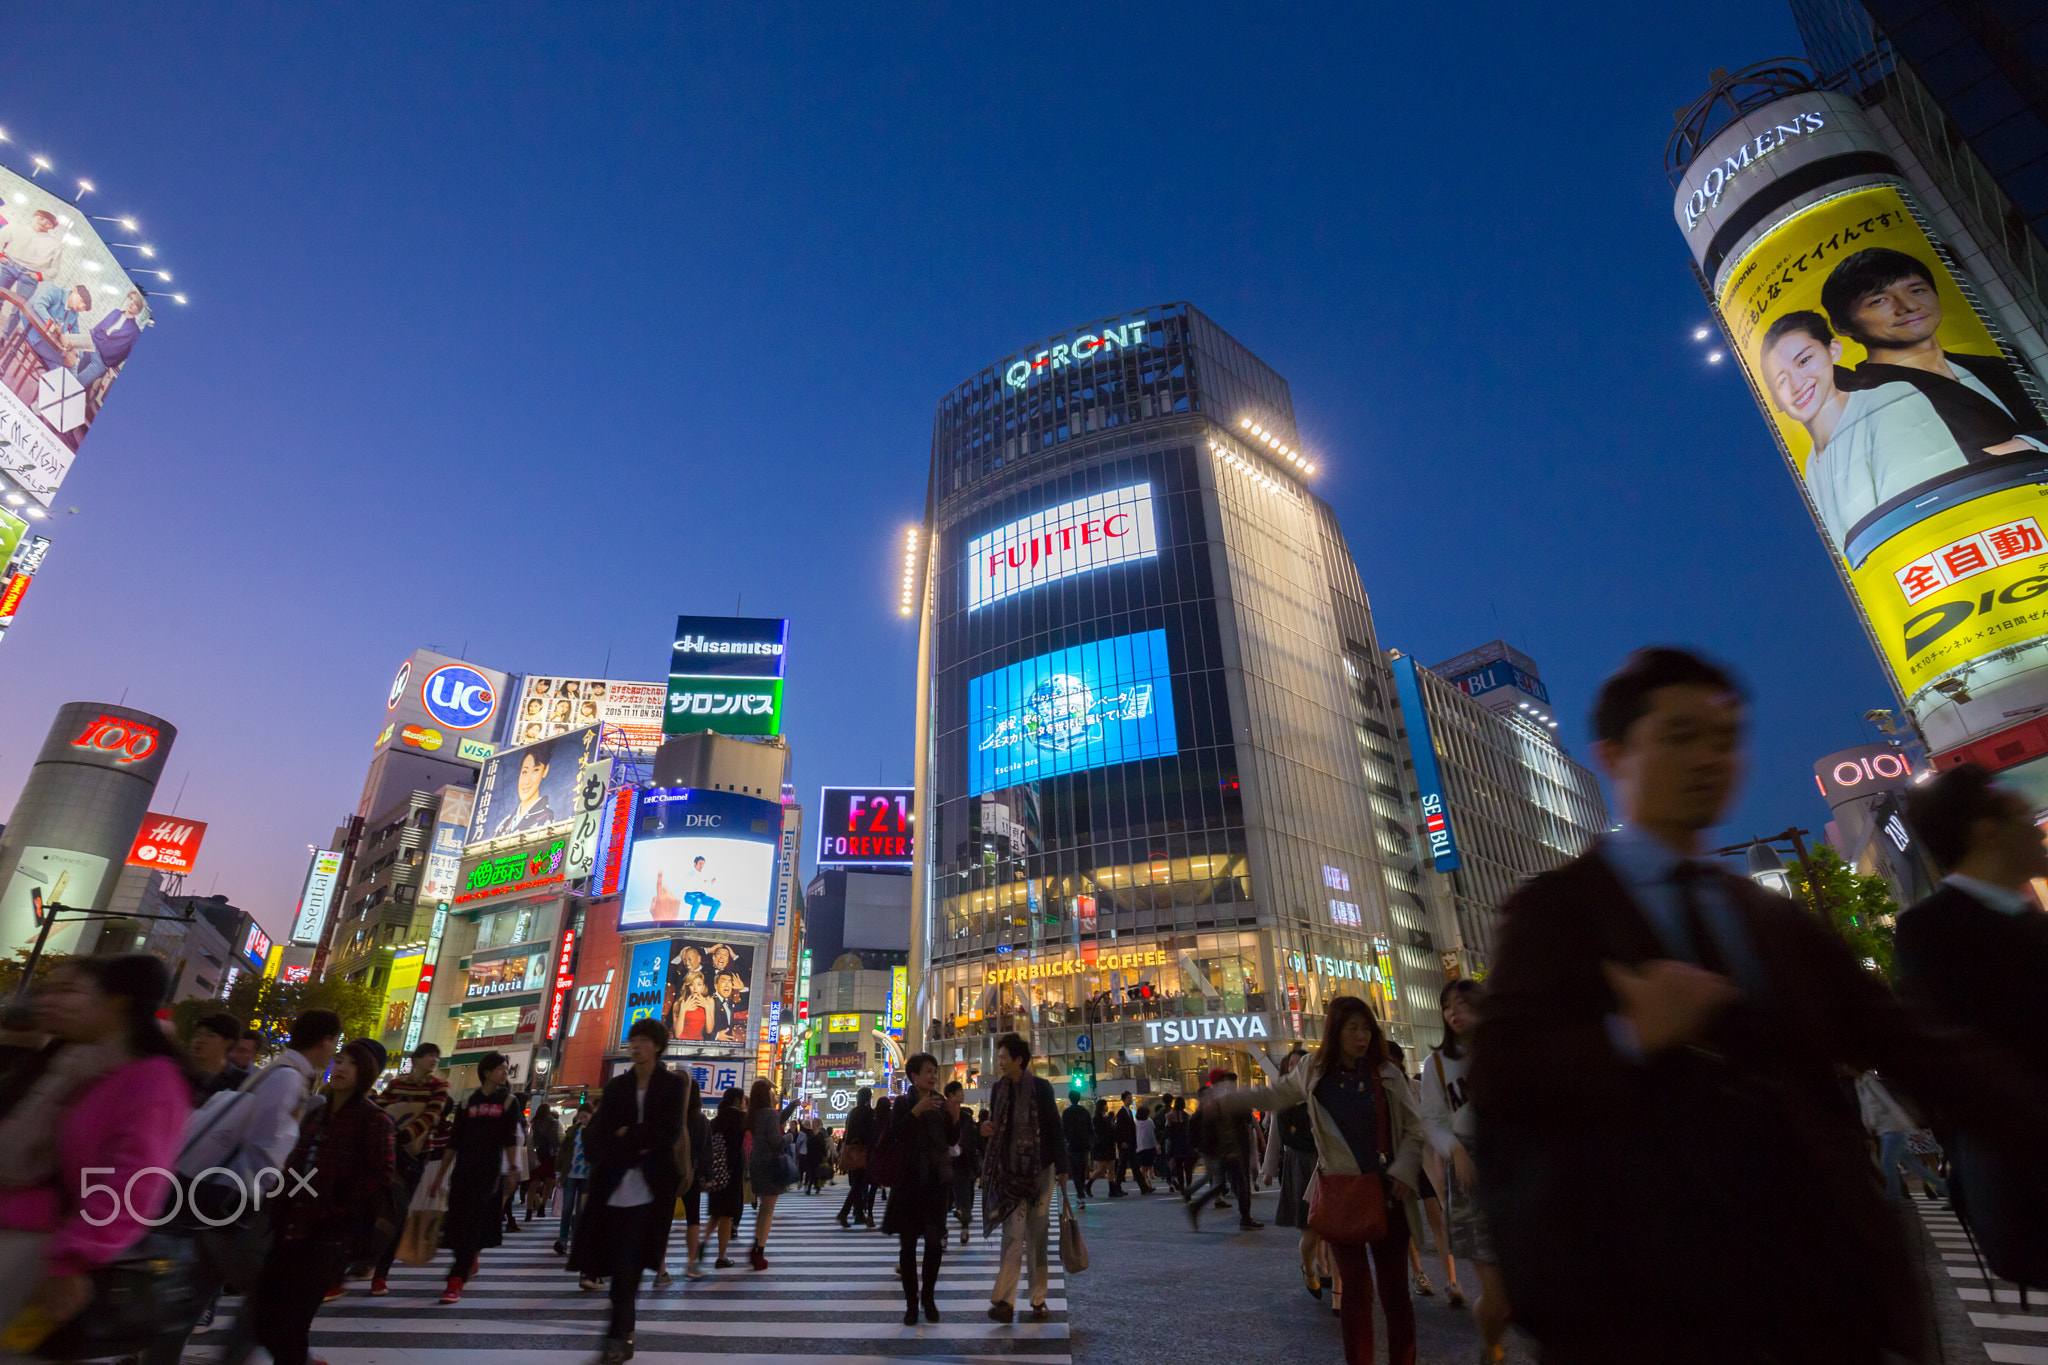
[{"left": 0, "top": 955, "right": 195, "bottom": 1348}]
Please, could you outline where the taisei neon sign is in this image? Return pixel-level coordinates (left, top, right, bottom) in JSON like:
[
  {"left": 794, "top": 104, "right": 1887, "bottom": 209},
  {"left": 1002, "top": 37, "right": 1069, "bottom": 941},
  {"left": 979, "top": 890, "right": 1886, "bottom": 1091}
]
[{"left": 1003, "top": 319, "right": 1151, "bottom": 389}]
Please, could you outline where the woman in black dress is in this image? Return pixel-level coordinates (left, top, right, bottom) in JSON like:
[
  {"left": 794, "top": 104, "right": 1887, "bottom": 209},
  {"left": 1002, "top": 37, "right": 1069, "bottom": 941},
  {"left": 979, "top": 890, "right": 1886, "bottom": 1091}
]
[
  {"left": 703, "top": 1088, "right": 748, "bottom": 1266},
  {"left": 884, "top": 1053, "right": 954, "bottom": 1325},
  {"left": 441, "top": 1053, "right": 520, "bottom": 1304}
]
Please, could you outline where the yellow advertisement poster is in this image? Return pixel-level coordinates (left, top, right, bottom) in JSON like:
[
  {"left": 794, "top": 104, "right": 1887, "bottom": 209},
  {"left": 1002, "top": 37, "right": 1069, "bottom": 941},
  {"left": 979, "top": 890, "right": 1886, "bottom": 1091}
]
[
  {"left": 1719, "top": 184, "right": 2048, "bottom": 693},
  {"left": 381, "top": 950, "right": 426, "bottom": 1043}
]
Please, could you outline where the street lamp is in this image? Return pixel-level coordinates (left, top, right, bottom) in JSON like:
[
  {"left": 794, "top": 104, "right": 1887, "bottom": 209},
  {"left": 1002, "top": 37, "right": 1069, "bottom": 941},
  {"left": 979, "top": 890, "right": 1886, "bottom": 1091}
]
[{"left": 1745, "top": 840, "right": 1792, "bottom": 897}]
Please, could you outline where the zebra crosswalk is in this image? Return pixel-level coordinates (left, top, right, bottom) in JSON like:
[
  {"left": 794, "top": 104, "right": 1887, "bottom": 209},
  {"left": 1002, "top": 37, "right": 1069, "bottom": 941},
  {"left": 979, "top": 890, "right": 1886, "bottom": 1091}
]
[
  {"left": 1917, "top": 1199, "right": 2048, "bottom": 1365},
  {"left": 193, "top": 1188, "right": 1071, "bottom": 1365}
]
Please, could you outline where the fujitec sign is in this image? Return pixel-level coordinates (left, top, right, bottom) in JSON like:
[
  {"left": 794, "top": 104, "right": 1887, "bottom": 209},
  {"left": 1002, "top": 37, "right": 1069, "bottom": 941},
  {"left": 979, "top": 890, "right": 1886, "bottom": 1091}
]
[{"left": 967, "top": 484, "right": 1157, "bottom": 610}]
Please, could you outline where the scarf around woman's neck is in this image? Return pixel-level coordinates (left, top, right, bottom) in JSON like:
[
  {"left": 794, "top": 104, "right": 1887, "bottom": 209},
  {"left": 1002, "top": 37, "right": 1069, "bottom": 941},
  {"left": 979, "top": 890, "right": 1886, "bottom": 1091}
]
[
  {"left": 0, "top": 1041, "right": 124, "bottom": 1187},
  {"left": 980, "top": 1071, "right": 1042, "bottom": 1234}
]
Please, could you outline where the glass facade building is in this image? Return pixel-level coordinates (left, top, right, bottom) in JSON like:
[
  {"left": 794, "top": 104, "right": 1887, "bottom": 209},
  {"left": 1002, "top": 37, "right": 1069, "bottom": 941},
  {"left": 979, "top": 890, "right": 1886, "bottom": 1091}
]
[{"left": 908, "top": 303, "right": 1456, "bottom": 1092}]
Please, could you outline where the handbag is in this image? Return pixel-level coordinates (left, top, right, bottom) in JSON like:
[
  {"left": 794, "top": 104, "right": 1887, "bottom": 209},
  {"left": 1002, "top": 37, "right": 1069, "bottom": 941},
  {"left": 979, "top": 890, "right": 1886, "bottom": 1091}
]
[
  {"left": 840, "top": 1141, "right": 868, "bottom": 1172},
  {"left": 776, "top": 1144, "right": 801, "bottom": 1188},
  {"left": 1307, "top": 1170, "right": 1390, "bottom": 1247},
  {"left": 703, "top": 1131, "right": 732, "bottom": 1192},
  {"left": 33, "top": 1232, "right": 199, "bottom": 1361},
  {"left": 1058, "top": 1197, "right": 1089, "bottom": 1273}
]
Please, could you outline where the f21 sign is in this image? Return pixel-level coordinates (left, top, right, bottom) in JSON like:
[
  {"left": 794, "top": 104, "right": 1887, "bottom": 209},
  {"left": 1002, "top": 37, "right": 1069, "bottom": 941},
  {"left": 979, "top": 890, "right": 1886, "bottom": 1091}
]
[{"left": 816, "top": 786, "right": 914, "bottom": 868}]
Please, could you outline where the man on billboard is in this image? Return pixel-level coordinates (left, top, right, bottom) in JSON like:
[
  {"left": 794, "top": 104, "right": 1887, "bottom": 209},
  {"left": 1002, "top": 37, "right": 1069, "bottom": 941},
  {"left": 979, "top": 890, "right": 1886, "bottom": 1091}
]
[
  {"left": 0, "top": 210, "right": 65, "bottom": 320},
  {"left": 1823, "top": 248, "right": 2047, "bottom": 455},
  {"left": 680, "top": 855, "right": 722, "bottom": 922},
  {"left": 17, "top": 283, "right": 92, "bottom": 373},
  {"left": 73, "top": 289, "right": 146, "bottom": 389},
  {"left": 713, "top": 970, "right": 746, "bottom": 1043},
  {"left": 492, "top": 739, "right": 557, "bottom": 837}
]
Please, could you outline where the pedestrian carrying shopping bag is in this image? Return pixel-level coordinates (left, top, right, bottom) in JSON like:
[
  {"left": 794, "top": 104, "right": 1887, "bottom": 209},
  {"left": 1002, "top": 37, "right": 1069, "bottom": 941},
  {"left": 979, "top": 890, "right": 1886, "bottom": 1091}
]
[
  {"left": 395, "top": 1154, "right": 451, "bottom": 1266},
  {"left": 1058, "top": 1190, "right": 1089, "bottom": 1274}
]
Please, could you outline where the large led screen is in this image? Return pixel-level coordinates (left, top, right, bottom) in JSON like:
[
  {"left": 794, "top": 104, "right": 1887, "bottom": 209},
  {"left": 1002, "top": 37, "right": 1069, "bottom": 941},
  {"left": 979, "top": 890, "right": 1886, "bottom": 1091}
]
[
  {"left": 619, "top": 787, "right": 781, "bottom": 933},
  {"left": 966, "top": 483, "right": 1157, "bottom": 610},
  {"left": 969, "top": 629, "right": 1178, "bottom": 795}
]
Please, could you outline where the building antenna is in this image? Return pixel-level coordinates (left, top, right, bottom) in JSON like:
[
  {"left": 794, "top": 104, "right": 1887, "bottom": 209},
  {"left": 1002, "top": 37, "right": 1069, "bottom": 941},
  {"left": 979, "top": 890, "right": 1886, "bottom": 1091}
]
[
  {"left": 602, "top": 645, "right": 612, "bottom": 680},
  {"left": 735, "top": 593, "right": 742, "bottom": 616},
  {"left": 460, "top": 640, "right": 468, "bottom": 660},
  {"left": 118, "top": 686, "right": 129, "bottom": 706},
  {"left": 169, "top": 771, "right": 189, "bottom": 816}
]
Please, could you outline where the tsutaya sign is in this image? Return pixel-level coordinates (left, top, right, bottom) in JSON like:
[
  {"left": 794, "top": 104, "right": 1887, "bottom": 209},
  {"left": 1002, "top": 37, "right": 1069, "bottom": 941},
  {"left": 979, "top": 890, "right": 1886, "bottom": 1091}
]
[
  {"left": 1003, "top": 319, "right": 1152, "bottom": 390},
  {"left": 983, "top": 944, "right": 1169, "bottom": 985},
  {"left": 1144, "top": 1014, "right": 1271, "bottom": 1045},
  {"left": 968, "top": 483, "right": 1158, "bottom": 610}
]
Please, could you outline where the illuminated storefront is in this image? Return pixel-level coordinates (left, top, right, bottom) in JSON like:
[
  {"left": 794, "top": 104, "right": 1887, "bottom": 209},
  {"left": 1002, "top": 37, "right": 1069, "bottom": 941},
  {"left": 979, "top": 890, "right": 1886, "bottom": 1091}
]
[{"left": 912, "top": 303, "right": 1436, "bottom": 1088}]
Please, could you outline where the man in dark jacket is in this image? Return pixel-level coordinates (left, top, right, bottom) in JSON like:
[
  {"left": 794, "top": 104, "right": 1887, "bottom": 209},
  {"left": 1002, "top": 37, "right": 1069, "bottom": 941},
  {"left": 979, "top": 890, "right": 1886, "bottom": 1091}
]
[
  {"left": 837, "top": 1087, "right": 876, "bottom": 1228},
  {"left": 1472, "top": 647, "right": 2048, "bottom": 1365},
  {"left": 570, "top": 1018, "right": 695, "bottom": 1365},
  {"left": 1060, "top": 1090, "right": 1093, "bottom": 1206},
  {"left": 1898, "top": 762, "right": 2048, "bottom": 1287}
]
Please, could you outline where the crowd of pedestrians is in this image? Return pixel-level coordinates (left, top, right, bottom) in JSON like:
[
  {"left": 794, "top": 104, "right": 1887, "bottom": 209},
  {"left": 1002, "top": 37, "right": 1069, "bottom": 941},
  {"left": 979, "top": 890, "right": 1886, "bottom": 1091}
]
[{"left": 2, "top": 646, "right": 2046, "bottom": 1365}]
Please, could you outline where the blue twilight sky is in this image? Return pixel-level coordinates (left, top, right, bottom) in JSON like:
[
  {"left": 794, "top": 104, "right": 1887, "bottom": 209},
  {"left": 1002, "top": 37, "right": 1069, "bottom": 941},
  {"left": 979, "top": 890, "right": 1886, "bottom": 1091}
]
[{"left": 0, "top": 4, "right": 1896, "bottom": 939}]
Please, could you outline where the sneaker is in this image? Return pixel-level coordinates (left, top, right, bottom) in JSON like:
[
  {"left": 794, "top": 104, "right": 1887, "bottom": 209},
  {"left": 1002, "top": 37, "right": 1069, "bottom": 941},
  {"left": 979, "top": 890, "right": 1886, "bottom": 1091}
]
[
  {"left": 192, "top": 1306, "right": 216, "bottom": 1334},
  {"left": 988, "top": 1300, "right": 1015, "bottom": 1323},
  {"left": 714, "top": 1257, "right": 734, "bottom": 1269},
  {"left": 1214, "top": 1198, "right": 1232, "bottom": 1210},
  {"left": 684, "top": 1265, "right": 706, "bottom": 1282},
  {"left": 599, "top": 1337, "right": 633, "bottom": 1364},
  {"left": 369, "top": 1277, "right": 389, "bottom": 1297},
  {"left": 1238, "top": 1217, "right": 1265, "bottom": 1230},
  {"left": 579, "top": 1275, "right": 602, "bottom": 1292},
  {"left": 1413, "top": 1270, "right": 1434, "bottom": 1296},
  {"left": 439, "top": 1276, "right": 464, "bottom": 1305},
  {"left": 652, "top": 1270, "right": 673, "bottom": 1289},
  {"left": 1030, "top": 1302, "right": 1051, "bottom": 1321},
  {"left": 323, "top": 1284, "right": 347, "bottom": 1303},
  {"left": 553, "top": 1239, "right": 567, "bottom": 1255}
]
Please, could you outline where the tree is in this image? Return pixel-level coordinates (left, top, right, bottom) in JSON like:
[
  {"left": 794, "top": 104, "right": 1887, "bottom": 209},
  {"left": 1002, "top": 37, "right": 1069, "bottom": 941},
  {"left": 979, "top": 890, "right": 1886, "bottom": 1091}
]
[
  {"left": 1789, "top": 844, "right": 1899, "bottom": 981},
  {"left": 170, "top": 971, "right": 382, "bottom": 1050},
  {"left": 0, "top": 947, "right": 73, "bottom": 1001}
]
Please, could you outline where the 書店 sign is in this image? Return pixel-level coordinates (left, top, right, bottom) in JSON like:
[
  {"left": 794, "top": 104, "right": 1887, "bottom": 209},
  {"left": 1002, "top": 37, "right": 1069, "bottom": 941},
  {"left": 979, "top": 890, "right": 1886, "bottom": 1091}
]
[
  {"left": 983, "top": 944, "right": 1169, "bottom": 985},
  {"left": 1143, "top": 1014, "right": 1270, "bottom": 1045}
]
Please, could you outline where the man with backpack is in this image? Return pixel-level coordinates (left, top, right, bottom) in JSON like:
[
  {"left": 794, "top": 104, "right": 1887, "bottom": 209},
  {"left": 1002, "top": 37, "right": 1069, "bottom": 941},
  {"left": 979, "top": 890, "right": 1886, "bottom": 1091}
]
[{"left": 146, "top": 1010, "right": 342, "bottom": 1365}]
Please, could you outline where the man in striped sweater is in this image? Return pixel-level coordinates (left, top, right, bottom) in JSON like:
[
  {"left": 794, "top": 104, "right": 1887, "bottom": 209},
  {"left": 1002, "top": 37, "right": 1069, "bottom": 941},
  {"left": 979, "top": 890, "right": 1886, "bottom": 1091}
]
[{"left": 369, "top": 1043, "right": 451, "bottom": 1295}]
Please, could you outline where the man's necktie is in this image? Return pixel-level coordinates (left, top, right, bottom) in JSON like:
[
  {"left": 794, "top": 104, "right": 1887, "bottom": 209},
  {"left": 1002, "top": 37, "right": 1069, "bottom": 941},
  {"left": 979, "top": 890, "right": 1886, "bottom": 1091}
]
[{"left": 1672, "top": 861, "right": 1732, "bottom": 977}]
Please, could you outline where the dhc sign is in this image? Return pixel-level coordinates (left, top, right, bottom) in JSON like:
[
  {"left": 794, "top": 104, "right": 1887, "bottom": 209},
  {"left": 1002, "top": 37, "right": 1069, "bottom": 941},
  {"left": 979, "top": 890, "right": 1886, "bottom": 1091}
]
[{"left": 1143, "top": 1014, "right": 1270, "bottom": 1045}]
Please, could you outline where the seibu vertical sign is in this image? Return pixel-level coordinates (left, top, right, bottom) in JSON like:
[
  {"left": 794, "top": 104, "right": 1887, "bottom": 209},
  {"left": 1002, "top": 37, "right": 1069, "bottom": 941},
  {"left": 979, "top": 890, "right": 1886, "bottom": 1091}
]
[{"left": 967, "top": 484, "right": 1157, "bottom": 610}]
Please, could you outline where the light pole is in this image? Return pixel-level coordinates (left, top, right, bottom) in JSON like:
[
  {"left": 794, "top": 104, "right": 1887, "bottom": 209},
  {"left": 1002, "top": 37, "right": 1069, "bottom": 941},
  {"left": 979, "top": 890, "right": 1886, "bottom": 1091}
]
[{"left": 1712, "top": 827, "right": 1825, "bottom": 921}]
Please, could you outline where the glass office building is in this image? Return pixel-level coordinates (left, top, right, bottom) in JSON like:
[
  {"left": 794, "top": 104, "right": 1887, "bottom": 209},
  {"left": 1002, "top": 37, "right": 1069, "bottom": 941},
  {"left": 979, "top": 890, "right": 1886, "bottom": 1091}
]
[{"left": 908, "top": 303, "right": 1451, "bottom": 1092}]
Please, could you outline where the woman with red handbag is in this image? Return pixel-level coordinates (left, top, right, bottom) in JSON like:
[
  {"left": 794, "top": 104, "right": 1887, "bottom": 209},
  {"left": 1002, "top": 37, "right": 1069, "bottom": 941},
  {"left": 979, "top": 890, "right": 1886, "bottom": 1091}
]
[{"left": 1219, "top": 995, "right": 1425, "bottom": 1365}]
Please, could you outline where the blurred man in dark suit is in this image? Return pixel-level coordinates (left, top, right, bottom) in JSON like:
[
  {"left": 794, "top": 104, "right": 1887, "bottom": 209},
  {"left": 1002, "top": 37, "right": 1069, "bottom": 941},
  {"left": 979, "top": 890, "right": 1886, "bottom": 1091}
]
[
  {"left": 1472, "top": 647, "right": 2048, "bottom": 1365},
  {"left": 1899, "top": 763, "right": 2048, "bottom": 1287}
]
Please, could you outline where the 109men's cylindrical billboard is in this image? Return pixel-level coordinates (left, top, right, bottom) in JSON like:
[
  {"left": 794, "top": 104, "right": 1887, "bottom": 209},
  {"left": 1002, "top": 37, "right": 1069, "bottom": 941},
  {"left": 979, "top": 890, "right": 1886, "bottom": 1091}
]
[{"left": 1676, "top": 89, "right": 2048, "bottom": 755}]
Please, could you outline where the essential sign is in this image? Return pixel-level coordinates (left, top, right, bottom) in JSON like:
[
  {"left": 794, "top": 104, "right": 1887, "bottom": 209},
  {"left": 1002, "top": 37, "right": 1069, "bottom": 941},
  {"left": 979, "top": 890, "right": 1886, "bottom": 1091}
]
[
  {"left": 816, "top": 786, "right": 914, "bottom": 867},
  {"left": 289, "top": 849, "right": 345, "bottom": 945},
  {"left": 125, "top": 815, "right": 207, "bottom": 874},
  {"left": 967, "top": 483, "right": 1158, "bottom": 610}
]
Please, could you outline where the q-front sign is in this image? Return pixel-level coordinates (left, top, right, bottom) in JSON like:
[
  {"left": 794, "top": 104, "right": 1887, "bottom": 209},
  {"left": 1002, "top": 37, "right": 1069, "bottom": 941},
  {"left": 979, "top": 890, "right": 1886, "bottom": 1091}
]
[{"left": 1003, "top": 318, "right": 1152, "bottom": 390}]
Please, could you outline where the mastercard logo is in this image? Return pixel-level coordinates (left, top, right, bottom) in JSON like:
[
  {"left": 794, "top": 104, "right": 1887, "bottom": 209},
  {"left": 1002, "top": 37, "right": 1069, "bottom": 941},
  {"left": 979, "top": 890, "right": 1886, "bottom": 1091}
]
[{"left": 401, "top": 725, "right": 445, "bottom": 751}]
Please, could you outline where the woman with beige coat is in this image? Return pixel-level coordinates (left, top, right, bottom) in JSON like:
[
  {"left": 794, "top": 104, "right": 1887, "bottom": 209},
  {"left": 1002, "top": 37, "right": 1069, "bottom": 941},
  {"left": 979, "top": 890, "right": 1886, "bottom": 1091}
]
[{"left": 1218, "top": 995, "right": 1423, "bottom": 1365}]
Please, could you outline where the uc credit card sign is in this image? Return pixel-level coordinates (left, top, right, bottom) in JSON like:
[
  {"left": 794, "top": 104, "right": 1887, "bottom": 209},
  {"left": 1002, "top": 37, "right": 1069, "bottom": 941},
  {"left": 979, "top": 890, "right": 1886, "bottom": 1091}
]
[{"left": 969, "top": 628, "right": 1177, "bottom": 795}]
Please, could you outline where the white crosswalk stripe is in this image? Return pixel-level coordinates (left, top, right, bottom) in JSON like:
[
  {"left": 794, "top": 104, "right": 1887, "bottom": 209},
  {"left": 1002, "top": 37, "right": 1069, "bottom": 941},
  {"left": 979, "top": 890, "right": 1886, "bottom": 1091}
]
[
  {"left": 194, "top": 1188, "right": 1070, "bottom": 1365},
  {"left": 1915, "top": 1202, "right": 2048, "bottom": 1364}
]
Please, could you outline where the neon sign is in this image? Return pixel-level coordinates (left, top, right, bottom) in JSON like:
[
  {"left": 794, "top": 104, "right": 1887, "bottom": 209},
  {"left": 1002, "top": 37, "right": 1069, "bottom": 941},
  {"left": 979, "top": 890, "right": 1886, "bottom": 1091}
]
[{"left": 1003, "top": 319, "right": 1151, "bottom": 389}]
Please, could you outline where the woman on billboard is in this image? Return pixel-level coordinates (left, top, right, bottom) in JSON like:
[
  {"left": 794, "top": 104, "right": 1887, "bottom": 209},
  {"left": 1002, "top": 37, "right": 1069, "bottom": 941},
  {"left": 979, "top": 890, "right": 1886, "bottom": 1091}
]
[{"left": 491, "top": 739, "right": 557, "bottom": 837}]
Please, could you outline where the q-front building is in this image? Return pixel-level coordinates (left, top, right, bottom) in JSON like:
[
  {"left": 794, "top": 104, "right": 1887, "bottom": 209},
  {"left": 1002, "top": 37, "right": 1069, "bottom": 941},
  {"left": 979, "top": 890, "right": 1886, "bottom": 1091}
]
[{"left": 907, "top": 302, "right": 1479, "bottom": 1093}]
